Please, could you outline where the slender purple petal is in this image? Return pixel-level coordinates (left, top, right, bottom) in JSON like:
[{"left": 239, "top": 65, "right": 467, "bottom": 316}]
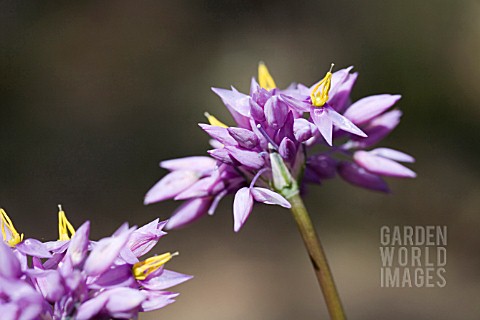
[
  {"left": 370, "top": 148, "right": 415, "bottom": 163},
  {"left": 280, "top": 94, "right": 311, "bottom": 113},
  {"left": 227, "top": 127, "right": 259, "bottom": 149},
  {"left": 278, "top": 137, "right": 296, "bottom": 164},
  {"left": 354, "top": 151, "right": 416, "bottom": 178},
  {"left": 233, "top": 187, "right": 254, "bottom": 232},
  {"left": 249, "top": 98, "right": 266, "bottom": 122},
  {"left": 160, "top": 156, "right": 216, "bottom": 172},
  {"left": 144, "top": 170, "right": 200, "bottom": 204},
  {"left": 66, "top": 221, "right": 90, "bottom": 267},
  {"left": 16, "top": 238, "right": 52, "bottom": 259},
  {"left": 28, "top": 269, "right": 65, "bottom": 303},
  {"left": 211, "top": 87, "right": 250, "bottom": 116},
  {"left": 338, "top": 162, "right": 390, "bottom": 192},
  {"left": 90, "top": 264, "right": 135, "bottom": 290},
  {"left": 127, "top": 219, "right": 167, "bottom": 257},
  {"left": 311, "top": 107, "right": 333, "bottom": 146},
  {"left": 264, "top": 96, "right": 288, "bottom": 130},
  {"left": 343, "top": 94, "right": 401, "bottom": 125},
  {"left": 328, "top": 71, "right": 358, "bottom": 112},
  {"left": 174, "top": 175, "right": 223, "bottom": 200},
  {"left": 84, "top": 226, "right": 134, "bottom": 276},
  {"left": 0, "top": 241, "right": 21, "bottom": 278},
  {"left": 166, "top": 197, "right": 212, "bottom": 230},
  {"left": 251, "top": 188, "right": 291, "bottom": 208},
  {"left": 293, "top": 118, "right": 316, "bottom": 142},
  {"left": 208, "top": 148, "right": 234, "bottom": 165},
  {"left": 140, "top": 291, "right": 178, "bottom": 312},
  {"left": 326, "top": 105, "right": 367, "bottom": 137},
  {"left": 199, "top": 124, "right": 237, "bottom": 146},
  {"left": 225, "top": 146, "right": 265, "bottom": 170},
  {"left": 212, "top": 87, "right": 251, "bottom": 128},
  {"left": 140, "top": 269, "right": 193, "bottom": 291}
]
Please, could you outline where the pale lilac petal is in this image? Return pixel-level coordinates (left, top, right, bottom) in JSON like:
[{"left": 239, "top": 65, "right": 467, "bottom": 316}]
[
  {"left": 293, "top": 118, "right": 316, "bottom": 142},
  {"left": 370, "top": 148, "right": 415, "bottom": 163},
  {"left": 311, "top": 108, "right": 333, "bottom": 146},
  {"left": 16, "top": 238, "right": 52, "bottom": 259},
  {"left": 278, "top": 138, "right": 296, "bottom": 164},
  {"left": 84, "top": 226, "right": 134, "bottom": 276},
  {"left": 354, "top": 151, "right": 416, "bottom": 178},
  {"left": 174, "top": 175, "right": 222, "bottom": 200},
  {"left": 233, "top": 187, "right": 254, "bottom": 232},
  {"left": 338, "top": 162, "right": 390, "bottom": 192},
  {"left": 279, "top": 94, "right": 311, "bottom": 113},
  {"left": 326, "top": 105, "right": 367, "bottom": 137},
  {"left": 0, "top": 241, "right": 21, "bottom": 278},
  {"left": 160, "top": 156, "right": 216, "bottom": 172},
  {"left": 343, "top": 94, "right": 401, "bottom": 125},
  {"left": 105, "top": 288, "right": 145, "bottom": 316},
  {"left": 328, "top": 66, "right": 354, "bottom": 96},
  {"left": 249, "top": 98, "right": 266, "bottom": 122},
  {"left": 199, "top": 124, "right": 237, "bottom": 146},
  {"left": 211, "top": 87, "right": 250, "bottom": 116},
  {"left": 28, "top": 269, "right": 65, "bottom": 302},
  {"left": 0, "top": 304, "right": 18, "bottom": 319},
  {"left": 251, "top": 188, "right": 291, "bottom": 208},
  {"left": 250, "top": 77, "right": 260, "bottom": 95},
  {"left": 352, "top": 109, "right": 402, "bottom": 148},
  {"left": 225, "top": 146, "right": 265, "bottom": 170},
  {"left": 76, "top": 294, "right": 108, "bottom": 320},
  {"left": 66, "top": 221, "right": 90, "bottom": 267},
  {"left": 90, "top": 264, "right": 135, "bottom": 290},
  {"left": 43, "top": 240, "right": 70, "bottom": 253},
  {"left": 208, "top": 148, "right": 234, "bottom": 165},
  {"left": 166, "top": 198, "right": 212, "bottom": 230},
  {"left": 212, "top": 87, "right": 251, "bottom": 128},
  {"left": 127, "top": 219, "right": 167, "bottom": 257},
  {"left": 140, "top": 291, "right": 178, "bottom": 312},
  {"left": 144, "top": 170, "right": 200, "bottom": 204},
  {"left": 208, "top": 189, "right": 228, "bottom": 215},
  {"left": 328, "top": 71, "right": 358, "bottom": 112},
  {"left": 227, "top": 127, "right": 259, "bottom": 149},
  {"left": 264, "top": 96, "right": 288, "bottom": 130},
  {"left": 209, "top": 139, "right": 224, "bottom": 149},
  {"left": 140, "top": 269, "right": 193, "bottom": 291}
]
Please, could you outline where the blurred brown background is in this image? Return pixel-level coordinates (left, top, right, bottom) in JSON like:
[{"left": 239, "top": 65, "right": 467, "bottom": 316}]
[{"left": 1, "top": 1, "right": 479, "bottom": 319}]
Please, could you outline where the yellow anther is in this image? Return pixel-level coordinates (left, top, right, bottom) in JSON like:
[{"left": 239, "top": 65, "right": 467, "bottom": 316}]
[
  {"left": 258, "top": 62, "right": 277, "bottom": 90},
  {"left": 310, "top": 63, "right": 335, "bottom": 107},
  {"left": 133, "top": 252, "right": 178, "bottom": 280},
  {"left": 0, "top": 209, "right": 23, "bottom": 247},
  {"left": 58, "top": 205, "right": 75, "bottom": 241},
  {"left": 204, "top": 112, "right": 228, "bottom": 128}
]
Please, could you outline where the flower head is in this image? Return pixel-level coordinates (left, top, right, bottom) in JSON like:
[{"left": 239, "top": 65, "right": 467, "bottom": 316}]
[
  {"left": 146, "top": 62, "right": 416, "bottom": 231},
  {"left": 0, "top": 207, "right": 191, "bottom": 320}
]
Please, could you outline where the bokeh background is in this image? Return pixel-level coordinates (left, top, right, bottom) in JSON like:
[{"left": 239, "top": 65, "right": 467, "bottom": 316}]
[{"left": 1, "top": 1, "right": 479, "bottom": 319}]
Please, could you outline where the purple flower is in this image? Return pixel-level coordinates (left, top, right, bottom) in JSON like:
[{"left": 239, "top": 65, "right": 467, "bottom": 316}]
[
  {"left": 146, "top": 62, "right": 416, "bottom": 231},
  {"left": 0, "top": 207, "right": 192, "bottom": 319}
]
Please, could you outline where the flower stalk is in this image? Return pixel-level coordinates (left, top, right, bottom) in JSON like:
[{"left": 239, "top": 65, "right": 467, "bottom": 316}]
[{"left": 287, "top": 192, "right": 346, "bottom": 320}]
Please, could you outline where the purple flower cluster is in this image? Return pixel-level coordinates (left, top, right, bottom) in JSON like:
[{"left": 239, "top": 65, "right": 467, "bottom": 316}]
[
  {"left": 145, "top": 63, "right": 416, "bottom": 231},
  {"left": 0, "top": 207, "right": 191, "bottom": 320}
]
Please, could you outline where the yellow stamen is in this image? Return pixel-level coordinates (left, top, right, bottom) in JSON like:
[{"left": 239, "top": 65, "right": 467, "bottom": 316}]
[
  {"left": 204, "top": 112, "right": 228, "bottom": 128},
  {"left": 310, "top": 63, "right": 335, "bottom": 107},
  {"left": 133, "top": 252, "right": 178, "bottom": 280},
  {"left": 0, "top": 209, "right": 23, "bottom": 247},
  {"left": 258, "top": 62, "right": 277, "bottom": 90},
  {"left": 58, "top": 205, "right": 76, "bottom": 241}
]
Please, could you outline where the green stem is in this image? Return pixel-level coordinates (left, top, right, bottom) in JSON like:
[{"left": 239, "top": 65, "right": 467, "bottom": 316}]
[{"left": 287, "top": 192, "right": 346, "bottom": 320}]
